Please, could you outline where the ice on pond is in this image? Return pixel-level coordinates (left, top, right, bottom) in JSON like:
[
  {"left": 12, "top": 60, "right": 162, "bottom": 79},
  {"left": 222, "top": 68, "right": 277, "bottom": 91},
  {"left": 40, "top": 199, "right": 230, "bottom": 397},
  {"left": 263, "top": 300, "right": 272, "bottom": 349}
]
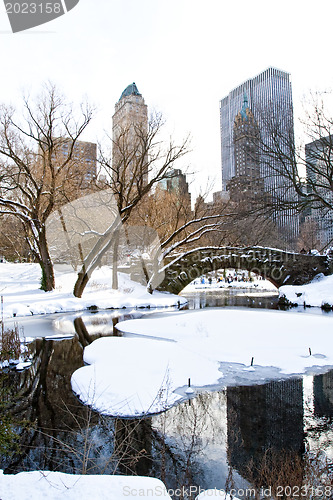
[{"left": 71, "top": 308, "right": 333, "bottom": 418}]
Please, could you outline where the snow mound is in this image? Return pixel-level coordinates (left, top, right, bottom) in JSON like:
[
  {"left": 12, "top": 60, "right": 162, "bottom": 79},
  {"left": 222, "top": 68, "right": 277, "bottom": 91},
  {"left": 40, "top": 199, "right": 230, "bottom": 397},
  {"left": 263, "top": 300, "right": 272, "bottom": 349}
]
[
  {"left": 0, "top": 470, "right": 172, "bottom": 499},
  {"left": 71, "top": 336, "right": 219, "bottom": 417},
  {"left": 279, "top": 273, "right": 333, "bottom": 308}
]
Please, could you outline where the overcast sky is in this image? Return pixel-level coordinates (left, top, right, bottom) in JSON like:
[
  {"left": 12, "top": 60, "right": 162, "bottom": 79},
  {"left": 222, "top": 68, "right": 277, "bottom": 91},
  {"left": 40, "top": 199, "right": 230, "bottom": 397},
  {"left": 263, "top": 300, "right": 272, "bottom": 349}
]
[{"left": 0, "top": 0, "right": 332, "bottom": 199}]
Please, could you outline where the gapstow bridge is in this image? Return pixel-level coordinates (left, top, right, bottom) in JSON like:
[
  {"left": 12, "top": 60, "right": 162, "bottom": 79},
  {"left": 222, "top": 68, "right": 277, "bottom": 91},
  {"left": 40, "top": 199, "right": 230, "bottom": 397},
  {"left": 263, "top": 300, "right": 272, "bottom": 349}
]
[{"left": 152, "top": 246, "right": 332, "bottom": 295}]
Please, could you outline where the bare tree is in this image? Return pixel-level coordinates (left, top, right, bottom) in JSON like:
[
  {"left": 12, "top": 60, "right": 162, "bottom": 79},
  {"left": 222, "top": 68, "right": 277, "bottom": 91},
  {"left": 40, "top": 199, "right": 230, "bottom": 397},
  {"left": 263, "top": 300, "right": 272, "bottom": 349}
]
[
  {"left": 131, "top": 186, "right": 193, "bottom": 245},
  {"left": 68, "top": 113, "right": 238, "bottom": 297},
  {"left": 0, "top": 215, "right": 28, "bottom": 261},
  {"left": 130, "top": 190, "right": 235, "bottom": 292},
  {"left": 0, "top": 83, "right": 94, "bottom": 290},
  {"left": 254, "top": 94, "right": 333, "bottom": 223},
  {"left": 72, "top": 113, "right": 191, "bottom": 297},
  {"left": 297, "top": 218, "right": 321, "bottom": 252}
]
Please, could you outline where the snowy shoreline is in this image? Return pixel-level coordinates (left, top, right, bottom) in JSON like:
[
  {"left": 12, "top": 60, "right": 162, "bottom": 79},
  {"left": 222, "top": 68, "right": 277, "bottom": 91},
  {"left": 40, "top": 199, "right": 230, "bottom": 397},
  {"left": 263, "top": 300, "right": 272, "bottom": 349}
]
[
  {"left": 279, "top": 273, "right": 333, "bottom": 309},
  {"left": 1, "top": 264, "right": 333, "bottom": 321},
  {"left": 0, "top": 470, "right": 174, "bottom": 499},
  {"left": 0, "top": 263, "right": 186, "bottom": 320}
]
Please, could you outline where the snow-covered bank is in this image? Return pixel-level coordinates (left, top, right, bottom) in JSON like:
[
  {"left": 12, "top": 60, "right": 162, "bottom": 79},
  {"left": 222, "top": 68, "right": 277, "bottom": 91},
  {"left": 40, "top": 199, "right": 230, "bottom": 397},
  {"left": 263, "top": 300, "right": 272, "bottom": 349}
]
[
  {"left": 279, "top": 273, "right": 333, "bottom": 309},
  {"left": 72, "top": 308, "right": 333, "bottom": 418},
  {"left": 0, "top": 470, "right": 172, "bottom": 499},
  {"left": 0, "top": 263, "right": 185, "bottom": 320},
  {"left": 0, "top": 469, "right": 233, "bottom": 500}
]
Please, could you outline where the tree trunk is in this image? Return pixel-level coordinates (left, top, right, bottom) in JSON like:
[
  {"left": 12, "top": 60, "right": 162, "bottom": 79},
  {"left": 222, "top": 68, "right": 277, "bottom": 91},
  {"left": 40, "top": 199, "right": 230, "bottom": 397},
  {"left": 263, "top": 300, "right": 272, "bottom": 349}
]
[
  {"left": 112, "top": 231, "right": 120, "bottom": 290},
  {"left": 73, "top": 217, "right": 122, "bottom": 298},
  {"left": 73, "top": 270, "right": 89, "bottom": 299},
  {"left": 39, "top": 231, "right": 55, "bottom": 292}
]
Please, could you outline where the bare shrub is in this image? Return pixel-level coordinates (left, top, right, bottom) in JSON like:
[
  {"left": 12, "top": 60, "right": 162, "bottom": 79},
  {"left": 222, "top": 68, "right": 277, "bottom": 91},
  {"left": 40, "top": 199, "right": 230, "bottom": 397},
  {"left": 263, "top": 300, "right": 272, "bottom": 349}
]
[
  {"left": 0, "top": 322, "right": 21, "bottom": 362},
  {"left": 242, "top": 448, "right": 333, "bottom": 500}
]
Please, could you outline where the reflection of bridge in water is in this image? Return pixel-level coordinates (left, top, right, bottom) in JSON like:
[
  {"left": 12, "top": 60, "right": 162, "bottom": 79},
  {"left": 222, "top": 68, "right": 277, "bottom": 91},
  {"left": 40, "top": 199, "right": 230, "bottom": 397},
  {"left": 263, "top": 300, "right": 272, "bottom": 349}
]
[{"left": 156, "top": 246, "right": 331, "bottom": 294}]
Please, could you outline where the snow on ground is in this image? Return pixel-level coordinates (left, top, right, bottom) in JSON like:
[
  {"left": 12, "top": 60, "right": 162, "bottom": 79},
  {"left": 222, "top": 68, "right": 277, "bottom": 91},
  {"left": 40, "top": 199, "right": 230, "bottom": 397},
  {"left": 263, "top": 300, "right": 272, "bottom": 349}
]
[
  {"left": 72, "top": 308, "right": 333, "bottom": 418},
  {"left": 71, "top": 336, "right": 219, "bottom": 417},
  {"left": 0, "top": 263, "right": 185, "bottom": 319},
  {"left": 0, "top": 470, "right": 172, "bottom": 499},
  {"left": 279, "top": 273, "right": 333, "bottom": 308}
]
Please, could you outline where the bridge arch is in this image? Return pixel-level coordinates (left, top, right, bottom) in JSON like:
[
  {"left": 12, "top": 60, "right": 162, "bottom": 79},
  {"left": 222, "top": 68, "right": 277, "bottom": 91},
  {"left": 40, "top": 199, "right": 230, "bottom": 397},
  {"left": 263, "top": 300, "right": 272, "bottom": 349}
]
[{"left": 156, "top": 246, "right": 330, "bottom": 295}]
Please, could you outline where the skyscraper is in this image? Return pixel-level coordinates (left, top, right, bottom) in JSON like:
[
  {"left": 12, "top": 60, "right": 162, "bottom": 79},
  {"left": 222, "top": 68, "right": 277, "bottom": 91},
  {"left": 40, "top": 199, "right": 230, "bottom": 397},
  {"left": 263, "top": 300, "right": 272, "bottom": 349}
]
[
  {"left": 112, "top": 82, "right": 148, "bottom": 186},
  {"left": 158, "top": 168, "right": 191, "bottom": 210},
  {"left": 113, "top": 82, "right": 148, "bottom": 133},
  {"left": 220, "top": 68, "right": 298, "bottom": 243},
  {"left": 305, "top": 136, "right": 333, "bottom": 249},
  {"left": 227, "top": 94, "right": 264, "bottom": 205}
]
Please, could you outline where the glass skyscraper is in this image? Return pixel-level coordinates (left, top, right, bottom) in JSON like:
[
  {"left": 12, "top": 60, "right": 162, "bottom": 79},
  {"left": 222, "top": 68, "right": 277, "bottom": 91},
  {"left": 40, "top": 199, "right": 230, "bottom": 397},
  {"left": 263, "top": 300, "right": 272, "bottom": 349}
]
[{"left": 220, "top": 67, "right": 298, "bottom": 243}]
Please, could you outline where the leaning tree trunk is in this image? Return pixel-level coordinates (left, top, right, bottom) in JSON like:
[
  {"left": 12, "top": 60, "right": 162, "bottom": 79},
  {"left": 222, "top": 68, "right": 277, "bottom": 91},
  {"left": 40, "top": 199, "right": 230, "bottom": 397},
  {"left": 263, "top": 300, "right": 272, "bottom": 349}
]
[
  {"left": 73, "top": 269, "right": 89, "bottom": 299},
  {"left": 73, "top": 217, "right": 122, "bottom": 298}
]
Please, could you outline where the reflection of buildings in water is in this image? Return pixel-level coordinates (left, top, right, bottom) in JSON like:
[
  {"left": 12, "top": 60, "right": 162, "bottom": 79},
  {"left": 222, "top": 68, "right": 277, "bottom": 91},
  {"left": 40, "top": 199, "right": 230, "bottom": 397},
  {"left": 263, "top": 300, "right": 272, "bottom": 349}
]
[
  {"left": 227, "top": 379, "right": 304, "bottom": 480},
  {"left": 313, "top": 371, "right": 333, "bottom": 418}
]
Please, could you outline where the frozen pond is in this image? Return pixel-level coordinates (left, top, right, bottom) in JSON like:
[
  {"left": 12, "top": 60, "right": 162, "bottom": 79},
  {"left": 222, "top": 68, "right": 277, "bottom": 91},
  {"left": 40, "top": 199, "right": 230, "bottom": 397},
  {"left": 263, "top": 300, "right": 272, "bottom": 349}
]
[
  {"left": 1, "top": 326, "right": 332, "bottom": 494},
  {"left": 1, "top": 287, "right": 333, "bottom": 496}
]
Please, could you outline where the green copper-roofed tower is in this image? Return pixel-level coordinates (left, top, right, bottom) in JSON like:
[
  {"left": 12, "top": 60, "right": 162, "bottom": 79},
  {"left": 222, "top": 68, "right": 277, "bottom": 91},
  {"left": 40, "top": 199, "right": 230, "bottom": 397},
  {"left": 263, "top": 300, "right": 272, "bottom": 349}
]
[
  {"left": 112, "top": 83, "right": 148, "bottom": 187},
  {"left": 119, "top": 82, "right": 142, "bottom": 100},
  {"left": 240, "top": 93, "right": 249, "bottom": 121}
]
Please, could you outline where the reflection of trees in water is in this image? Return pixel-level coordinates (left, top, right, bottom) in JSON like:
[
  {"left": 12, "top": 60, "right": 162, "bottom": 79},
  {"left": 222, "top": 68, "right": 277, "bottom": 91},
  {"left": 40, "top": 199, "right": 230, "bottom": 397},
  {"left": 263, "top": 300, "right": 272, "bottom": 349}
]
[
  {"left": 152, "top": 391, "right": 227, "bottom": 494},
  {"left": 0, "top": 312, "right": 183, "bottom": 480},
  {"left": 0, "top": 326, "right": 152, "bottom": 476},
  {"left": 1, "top": 336, "right": 93, "bottom": 473}
]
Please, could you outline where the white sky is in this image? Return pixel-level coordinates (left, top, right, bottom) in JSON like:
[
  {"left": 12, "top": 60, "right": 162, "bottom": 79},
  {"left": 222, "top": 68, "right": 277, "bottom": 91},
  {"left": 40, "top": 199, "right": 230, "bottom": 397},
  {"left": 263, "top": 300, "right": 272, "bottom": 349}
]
[{"left": 0, "top": 0, "right": 332, "bottom": 200}]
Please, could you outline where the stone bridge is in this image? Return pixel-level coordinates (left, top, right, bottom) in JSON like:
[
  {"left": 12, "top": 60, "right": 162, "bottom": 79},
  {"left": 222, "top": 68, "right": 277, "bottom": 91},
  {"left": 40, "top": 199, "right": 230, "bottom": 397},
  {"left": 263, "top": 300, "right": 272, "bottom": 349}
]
[{"left": 156, "top": 246, "right": 331, "bottom": 294}]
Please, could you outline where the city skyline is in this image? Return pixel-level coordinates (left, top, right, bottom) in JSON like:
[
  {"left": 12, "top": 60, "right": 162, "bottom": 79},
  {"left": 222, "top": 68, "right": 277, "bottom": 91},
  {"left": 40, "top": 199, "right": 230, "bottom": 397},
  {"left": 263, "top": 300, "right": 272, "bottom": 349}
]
[
  {"left": 0, "top": 0, "right": 332, "bottom": 199},
  {"left": 220, "top": 67, "right": 299, "bottom": 242},
  {"left": 220, "top": 68, "right": 294, "bottom": 191}
]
